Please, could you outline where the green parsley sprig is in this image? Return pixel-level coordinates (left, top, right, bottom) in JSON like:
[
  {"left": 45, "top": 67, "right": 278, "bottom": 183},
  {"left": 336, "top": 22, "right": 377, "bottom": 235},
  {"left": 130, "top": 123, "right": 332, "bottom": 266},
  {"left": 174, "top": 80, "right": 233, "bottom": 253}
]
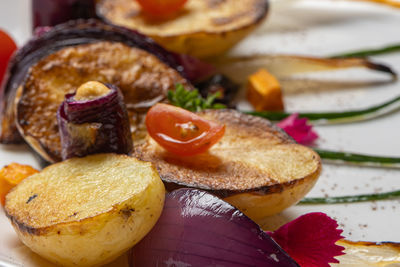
[{"left": 168, "top": 84, "right": 226, "bottom": 112}]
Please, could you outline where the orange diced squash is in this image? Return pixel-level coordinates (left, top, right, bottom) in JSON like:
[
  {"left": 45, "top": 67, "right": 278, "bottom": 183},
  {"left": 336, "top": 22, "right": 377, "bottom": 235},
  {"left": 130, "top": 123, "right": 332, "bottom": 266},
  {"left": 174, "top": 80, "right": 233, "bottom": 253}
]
[
  {"left": 0, "top": 163, "right": 38, "bottom": 205},
  {"left": 247, "top": 69, "right": 284, "bottom": 111}
]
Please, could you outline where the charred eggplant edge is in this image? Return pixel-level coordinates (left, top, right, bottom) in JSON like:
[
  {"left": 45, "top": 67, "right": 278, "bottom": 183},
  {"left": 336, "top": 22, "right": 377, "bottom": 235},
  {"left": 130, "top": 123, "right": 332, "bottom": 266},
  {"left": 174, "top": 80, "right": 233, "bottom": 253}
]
[{"left": 0, "top": 19, "right": 185, "bottom": 144}]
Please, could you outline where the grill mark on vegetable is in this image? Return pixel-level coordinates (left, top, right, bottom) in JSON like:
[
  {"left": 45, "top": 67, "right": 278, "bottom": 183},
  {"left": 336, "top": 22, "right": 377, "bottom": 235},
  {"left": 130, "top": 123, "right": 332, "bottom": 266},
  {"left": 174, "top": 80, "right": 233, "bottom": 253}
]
[{"left": 26, "top": 194, "right": 38, "bottom": 204}]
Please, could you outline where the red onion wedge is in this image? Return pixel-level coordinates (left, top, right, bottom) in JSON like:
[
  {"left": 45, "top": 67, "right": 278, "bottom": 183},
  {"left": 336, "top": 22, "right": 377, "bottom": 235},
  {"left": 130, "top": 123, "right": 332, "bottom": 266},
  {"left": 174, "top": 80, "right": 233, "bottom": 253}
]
[
  {"left": 57, "top": 82, "right": 132, "bottom": 160},
  {"left": 130, "top": 188, "right": 299, "bottom": 267}
]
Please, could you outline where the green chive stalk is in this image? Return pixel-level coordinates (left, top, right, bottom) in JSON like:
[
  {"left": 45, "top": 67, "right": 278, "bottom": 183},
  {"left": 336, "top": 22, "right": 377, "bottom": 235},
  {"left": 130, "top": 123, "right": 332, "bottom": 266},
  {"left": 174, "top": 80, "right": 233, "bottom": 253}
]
[
  {"left": 330, "top": 44, "right": 400, "bottom": 59},
  {"left": 314, "top": 148, "right": 400, "bottom": 168},
  {"left": 300, "top": 190, "right": 400, "bottom": 204},
  {"left": 245, "top": 94, "right": 400, "bottom": 125}
]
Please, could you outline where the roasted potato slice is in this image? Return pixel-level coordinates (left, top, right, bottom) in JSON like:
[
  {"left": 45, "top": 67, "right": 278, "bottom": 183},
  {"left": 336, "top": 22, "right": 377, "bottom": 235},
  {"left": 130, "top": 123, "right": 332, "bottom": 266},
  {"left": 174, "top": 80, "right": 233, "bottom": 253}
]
[
  {"left": 97, "top": 0, "right": 269, "bottom": 58},
  {"left": 15, "top": 41, "right": 192, "bottom": 163},
  {"left": 5, "top": 153, "right": 165, "bottom": 267},
  {"left": 135, "top": 109, "right": 321, "bottom": 222}
]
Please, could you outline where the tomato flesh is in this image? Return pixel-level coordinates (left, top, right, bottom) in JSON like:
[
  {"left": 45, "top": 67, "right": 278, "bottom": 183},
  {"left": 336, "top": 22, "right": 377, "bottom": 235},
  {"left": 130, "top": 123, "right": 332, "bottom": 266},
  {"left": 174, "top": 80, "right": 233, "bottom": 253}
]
[
  {"left": 136, "top": 0, "right": 188, "bottom": 18},
  {"left": 146, "top": 103, "right": 225, "bottom": 156},
  {"left": 0, "top": 30, "right": 17, "bottom": 86}
]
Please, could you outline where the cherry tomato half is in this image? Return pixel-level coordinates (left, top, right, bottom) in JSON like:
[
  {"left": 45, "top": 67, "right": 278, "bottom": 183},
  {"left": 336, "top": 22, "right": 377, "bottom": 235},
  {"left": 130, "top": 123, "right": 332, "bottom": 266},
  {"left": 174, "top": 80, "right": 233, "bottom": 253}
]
[
  {"left": 136, "top": 0, "right": 188, "bottom": 18},
  {"left": 0, "top": 29, "right": 17, "bottom": 86},
  {"left": 146, "top": 103, "right": 225, "bottom": 156}
]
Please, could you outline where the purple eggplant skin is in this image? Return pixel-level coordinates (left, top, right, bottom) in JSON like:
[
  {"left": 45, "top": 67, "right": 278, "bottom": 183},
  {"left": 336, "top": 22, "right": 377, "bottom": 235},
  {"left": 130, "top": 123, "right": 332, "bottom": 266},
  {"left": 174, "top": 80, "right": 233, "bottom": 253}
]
[
  {"left": 0, "top": 19, "right": 186, "bottom": 144},
  {"left": 32, "top": 0, "right": 96, "bottom": 29},
  {"left": 57, "top": 83, "right": 132, "bottom": 160},
  {"left": 130, "top": 188, "right": 300, "bottom": 267}
]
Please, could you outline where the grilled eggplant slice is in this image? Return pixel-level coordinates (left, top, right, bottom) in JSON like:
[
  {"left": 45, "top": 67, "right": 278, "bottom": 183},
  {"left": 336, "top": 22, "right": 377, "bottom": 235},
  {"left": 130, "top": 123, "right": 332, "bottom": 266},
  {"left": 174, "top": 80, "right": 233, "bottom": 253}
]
[
  {"left": 15, "top": 41, "right": 191, "bottom": 163},
  {"left": 0, "top": 19, "right": 186, "bottom": 144},
  {"left": 135, "top": 109, "right": 321, "bottom": 222},
  {"left": 97, "top": 0, "right": 269, "bottom": 58},
  {"left": 5, "top": 153, "right": 165, "bottom": 267}
]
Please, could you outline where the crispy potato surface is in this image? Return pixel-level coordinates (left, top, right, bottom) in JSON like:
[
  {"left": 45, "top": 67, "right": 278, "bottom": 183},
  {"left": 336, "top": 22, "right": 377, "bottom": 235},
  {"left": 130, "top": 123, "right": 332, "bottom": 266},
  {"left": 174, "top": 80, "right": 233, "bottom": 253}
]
[
  {"left": 5, "top": 153, "right": 165, "bottom": 267},
  {"left": 97, "top": 0, "right": 269, "bottom": 58},
  {"left": 136, "top": 109, "right": 321, "bottom": 222}
]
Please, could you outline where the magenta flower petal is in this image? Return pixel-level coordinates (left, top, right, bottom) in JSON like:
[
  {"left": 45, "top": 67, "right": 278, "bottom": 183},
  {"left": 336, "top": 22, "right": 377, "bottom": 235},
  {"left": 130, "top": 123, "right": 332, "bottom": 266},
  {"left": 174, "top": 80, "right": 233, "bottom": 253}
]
[
  {"left": 269, "top": 212, "right": 345, "bottom": 267},
  {"left": 276, "top": 113, "right": 319, "bottom": 145}
]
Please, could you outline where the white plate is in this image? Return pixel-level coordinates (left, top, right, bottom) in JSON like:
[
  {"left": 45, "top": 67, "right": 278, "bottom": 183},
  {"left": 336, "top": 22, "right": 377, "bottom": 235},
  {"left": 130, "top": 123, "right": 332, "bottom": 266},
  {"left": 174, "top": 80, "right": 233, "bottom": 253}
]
[{"left": 1, "top": 0, "right": 400, "bottom": 266}]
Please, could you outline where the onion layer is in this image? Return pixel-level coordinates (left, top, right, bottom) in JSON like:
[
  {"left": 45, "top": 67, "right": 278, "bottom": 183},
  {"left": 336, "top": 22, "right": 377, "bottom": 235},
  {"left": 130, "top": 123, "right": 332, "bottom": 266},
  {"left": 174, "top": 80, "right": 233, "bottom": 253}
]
[
  {"left": 57, "top": 83, "right": 132, "bottom": 160},
  {"left": 130, "top": 188, "right": 299, "bottom": 267}
]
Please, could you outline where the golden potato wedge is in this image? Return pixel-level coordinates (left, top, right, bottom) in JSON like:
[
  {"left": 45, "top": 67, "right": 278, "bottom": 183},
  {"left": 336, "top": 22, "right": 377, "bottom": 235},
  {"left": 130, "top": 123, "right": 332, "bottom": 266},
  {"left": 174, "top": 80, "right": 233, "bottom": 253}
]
[
  {"left": 5, "top": 153, "right": 165, "bottom": 267},
  {"left": 97, "top": 0, "right": 269, "bottom": 58},
  {"left": 135, "top": 109, "right": 321, "bottom": 223}
]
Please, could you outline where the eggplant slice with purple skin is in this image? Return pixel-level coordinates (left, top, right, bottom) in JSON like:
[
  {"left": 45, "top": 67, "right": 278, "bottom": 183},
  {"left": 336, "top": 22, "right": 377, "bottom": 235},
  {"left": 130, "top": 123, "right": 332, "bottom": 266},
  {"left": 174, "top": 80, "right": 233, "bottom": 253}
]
[
  {"left": 3, "top": 20, "right": 192, "bottom": 163},
  {"left": 0, "top": 19, "right": 189, "bottom": 145}
]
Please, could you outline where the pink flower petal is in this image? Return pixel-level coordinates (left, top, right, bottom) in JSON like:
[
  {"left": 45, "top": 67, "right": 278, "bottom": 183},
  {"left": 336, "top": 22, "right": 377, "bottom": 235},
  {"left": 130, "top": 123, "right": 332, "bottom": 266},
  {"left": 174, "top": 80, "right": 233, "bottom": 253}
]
[
  {"left": 269, "top": 212, "right": 345, "bottom": 267},
  {"left": 277, "top": 113, "right": 319, "bottom": 145}
]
